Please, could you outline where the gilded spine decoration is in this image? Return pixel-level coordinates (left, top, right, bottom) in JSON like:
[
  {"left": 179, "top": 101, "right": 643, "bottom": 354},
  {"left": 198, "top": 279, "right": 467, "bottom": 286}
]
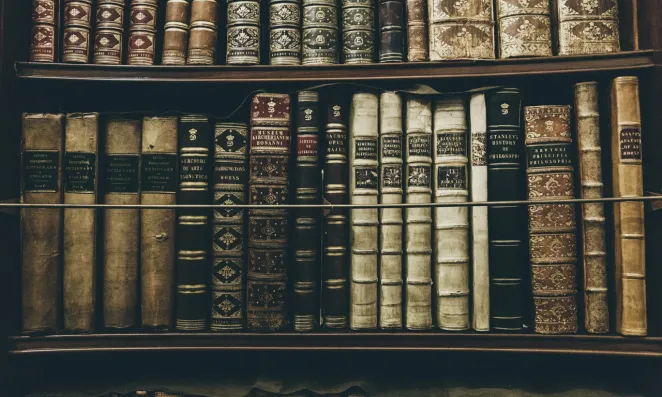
[
  {"left": 30, "top": 0, "right": 58, "bottom": 62},
  {"left": 163, "top": 0, "right": 191, "bottom": 65},
  {"left": 496, "top": 0, "right": 552, "bottom": 58},
  {"left": 127, "top": 0, "right": 158, "bottom": 65},
  {"left": 342, "top": 0, "right": 375, "bottom": 64},
  {"left": 379, "top": 0, "right": 405, "bottom": 62},
  {"left": 557, "top": 0, "right": 620, "bottom": 55},
  {"left": 269, "top": 0, "right": 302, "bottom": 65},
  {"left": 405, "top": 0, "right": 428, "bottom": 61},
  {"left": 94, "top": 0, "right": 126, "bottom": 65},
  {"left": 303, "top": 0, "right": 339, "bottom": 64},
  {"left": 189, "top": 0, "right": 219, "bottom": 64},
  {"left": 227, "top": 0, "right": 259, "bottom": 65},
  {"left": 62, "top": 0, "right": 93, "bottom": 63}
]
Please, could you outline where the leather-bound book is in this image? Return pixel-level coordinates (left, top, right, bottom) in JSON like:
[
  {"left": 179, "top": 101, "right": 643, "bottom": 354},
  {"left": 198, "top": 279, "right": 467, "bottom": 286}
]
[
  {"left": 30, "top": 0, "right": 59, "bottom": 62},
  {"left": 433, "top": 98, "right": 469, "bottom": 331},
  {"left": 176, "top": 114, "right": 212, "bottom": 331},
  {"left": 302, "top": 0, "right": 338, "bottom": 64},
  {"left": 63, "top": 113, "right": 99, "bottom": 333},
  {"left": 349, "top": 92, "right": 379, "bottom": 330},
  {"left": 341, "top": 0, "right": 375, "bottom": 64},
  {"left": 103, "top": 118, "right": 141, "bottom": 330},
  {"left": 248, "top": 93, "right": 291, "bottom": 332},
  {"left": 21, "top": 113, "right": 64, "bottom": 334},
  {"left": 141, "top": 116, "right": 178, "bottom": 331},
  {"left": 269, "top": 0, "right": 301, "bottom": 65},
  {"left": 211, "top": 122, "right": 248, "bottom": 331},
  {"left": 62, "top": 0, "right": 93, "bottom": 63},
  {"left": 574, "top": 82, "right": 609, "bottom": 334},
  {"left": 557, "top": 0, "right": 620, "bottom": 55},
  {"left": 405, "top": 0, "right": 428, "bottom": 61},
  {"left": 496, "top": 0, "right": 552, "bottom": 58},
  {"left": 127, "top": 0, "right": 158, "bottom": 65},
  {"left": 427, "top": 0, "right": 495, "bottom": 60},
  {"left": 379, "top": 0, "right": 404, "bottom": 62},
  {"left": 525, "top": 105, "right": 578, "bottom": 335},
  {"left": 163, "top": 0, "right": 191, "bottom": 65},
  {"left": 379, "top": 92, "right": 403, "bottom": 329},
  {"left": 322, "top": 93, "right": 349, "bottom": 329},
  {"left": 189, "top": 0, "right": 219, "bottom": 64},
  {"left": 227, "top": 0, "right": 258, "bottom": 64},
  {"left": 404, "top": 97, "right": 433, "bottom": 330},
  {"left": 93, "top": 0, "right": 125, "bottom": 65},
  {"left": 611, "top": 76, "right": 646, "bottom": 336}
]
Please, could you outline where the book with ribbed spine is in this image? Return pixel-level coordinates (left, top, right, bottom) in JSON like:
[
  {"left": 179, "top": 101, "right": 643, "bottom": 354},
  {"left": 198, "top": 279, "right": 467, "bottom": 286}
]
[
  {"left": 163, "top": 0, "right": 191, "bottom": 65},
  {"left": 557, "top": 0, "right": 620, "bottom": 55},
  {"left": 30, "top": 0, "right": 59, "bottom": 62},
  {"left": 227, "top": 0, "right": 258, "bottom": 64},
  {"left": 189, "top": 0, "right": 219, "bottom": 64},
  {"left": 342, "top": 0, "right": 375, "bottom": 64},
  {"left": 303, "top": 0, "right": 339, "bottom": 64},
  {"left": 496, "top": 0, "right": 552, "bottom": 58},
  {"left": 93, "top": 0, "right": 125, "bottom": 65},
  {"left": 405, "top": 0, "right": 428, "bottom": 61},
  {"left": 269, "top": 0, "right": 301, "bottom": 65},
  {"left": 62, "top": 0, "right": 93, "bottom": 63},
  {"left": 127, "top": 0, "right": 158, "bottom": 65},
  {"left": 379, "top": 0, "right": 404, "bottom": 62}
]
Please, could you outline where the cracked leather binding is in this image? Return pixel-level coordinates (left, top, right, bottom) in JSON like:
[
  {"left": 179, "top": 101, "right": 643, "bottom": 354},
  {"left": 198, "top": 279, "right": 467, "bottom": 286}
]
[
  {"left": 303, "top": 0, "right": 339, "bottom": 64},
  {"left": 342, "top": 0, "right": 375, "bottom": 64},
  {"left": 163, "top": 0, "right": 191, "bottom": 65},
  {"left": 227, "top": 0, "right": 259, "bottom": 64},
  {"left": 405, "top": 0, "right": 427, "bottom": 61},
  {"left": 94, "top": 0, "right": 126, "bottom": 65},
  {"left": 30, "top": 0, "right": 59, "bottom": 62},
  {"left": 127, "top": 0, "right": 158, "bottom": 65},
  {"left": 62, "top": 0, "right": 93, "bottom": 63},
  {"left": 496, "top": 0, "right": 552, "bottom": 58},
  {"left": 379, "top": 0, "right": 405, "bottom": 62},
  {"left": 557, "top": 0, "right": 620, "bottom": 55},
  {"left": 189, "top": 0, "right": 219, "bottom": 64},
  {"left": 269, "top": 0, "right": 301, "bottom": 65}
]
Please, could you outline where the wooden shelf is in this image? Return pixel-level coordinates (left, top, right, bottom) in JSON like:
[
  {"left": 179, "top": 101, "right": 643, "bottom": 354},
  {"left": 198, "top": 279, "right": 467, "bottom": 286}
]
[{"left": 14, "top": 51, "right": 656, "bottom": 83}]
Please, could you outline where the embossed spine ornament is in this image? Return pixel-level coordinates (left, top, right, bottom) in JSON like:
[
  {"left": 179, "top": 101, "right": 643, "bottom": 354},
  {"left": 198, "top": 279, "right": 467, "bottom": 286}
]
[
  {"left": 496, "top": 0, "right": 552, "bottom": 58},
  {"left": 303, "top": 0, "right": 339, "bottom": 64},
  {"left": 406, "top": 0, "right": 428, "bottom": 61},
  {"left": 163, "top": 0, "right": 191, "bottom": 65},
  {"left": 379, "top": 0, "right": 405, "bottom": 62},
  {"left": 94, "top": 0, "right": 126, "bottom": 65},
  {"left": 342, "top": 0, "right": 375, "bottom": 64},
  {"left": 558, "top": 0, "right": 620, "bottom": 55},
  {"left": 62, "top": 0, "right": 93, "bottom": 63},
  {"left": 189, "top": 0, "right": 219, "bottom": 64},
  {"left": 30, "top": 0, "right": 59, "bottom": 62},
  {"left": 128, "top": 0, "right": 158, "bottom": 65},
  {"left": 269, "top": 0, "right": 301, "bottom": 65},
  {"left": 227, "top": 0, "right": 259, "bottom": 64},
  {"left": 525, "top": 105, "right": 578, "bottom": 335}
]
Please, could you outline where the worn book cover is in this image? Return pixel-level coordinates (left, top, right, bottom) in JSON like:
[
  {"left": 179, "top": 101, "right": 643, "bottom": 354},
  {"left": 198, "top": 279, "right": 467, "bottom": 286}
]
[
  {"left": 342, "top": 0, "right": 375, "bottom": 64},
  {"left": 406, "top": 0, "right": 428, "bottom": 61},
  {"left": 227, "top": 0, "right": 258, "bottom": 65},
  {"left": 127, "top": 0, "right": 158, "bottom": 65},
  {"left": 163, "top": 0, "right": 191, "bottom": 65},
  {"left": 62, "top": 0, "right": 93, "bottom": 63},
  {"left": 93, "top": 0, "right": 125, "bottom": 65},
  {"left": 496, "top": 0, "right": 552, "bottom": 58},
  {"left": 379, "top": 0, "right": 405, "bottom": 62},
  {"left": 303, "top": 0, "right": 339, "bottom": 64},
  {"left": 558, "top": 0, "right": 620, "bottom": 55},
  {"left": 269, "top": 0, "right": 302, "bottom": 65},
  {"left": 30, "top": 0, "right": 59, "bottom": 62}
]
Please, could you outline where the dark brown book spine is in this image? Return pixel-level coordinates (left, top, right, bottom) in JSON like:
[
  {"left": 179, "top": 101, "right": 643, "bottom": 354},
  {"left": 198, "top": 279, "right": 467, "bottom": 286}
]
[
  {"left": 405, "top": 0, "right": 427, "bottom": 61},
  {"left": 93, "top": 0, "right": 126, "bottom": 65},
  {"left": 62, "top": 0, "right": 93, "bottom": 63},
  {"left": 163, "top": 0, "right": 190, "bottom": 65},
  {"left": 127, "top": 0, "right": 158, "bottom": 65},
  {"left": 30, "top": 0, "right": 59, "bottom": 62},
  {"left": 226, "top": 0, "right": 259, "bottom": 64},
  {"left": 189, "top": 0, "right": 219, "bottom": 64},
  {"left": 379, "top": 0, "right": 404, "bottom": 62}
]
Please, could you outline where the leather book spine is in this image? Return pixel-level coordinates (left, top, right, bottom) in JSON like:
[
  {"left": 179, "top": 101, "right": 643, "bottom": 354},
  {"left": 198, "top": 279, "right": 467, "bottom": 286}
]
[
  {"left": 404, "top": 97, "right": 433, "bottom": 330},
  {"left": 226, "top": 0, "right": 258, "bottom": 65},
  {"left": 433, "top": 98, "right": 469, "bottom": 331},
  {"left": 469, "top": 93, "right": 489, "bottom": 332},
  {"left": 189, "top": 0, "right": 219, "bottom": 64},
  {"left": 558, "top": 0, "right": 620, "bottom": 55},
  {"left": 63, "top": 113, "right": 99, "bottom": 333},
  {"left": 496, "top": 0, "right": 552, "bottom": 58},
  {"left": 141, "top": 116, "right": 178, "bottom": 331},
  {"left": 127, "top": 0, "right": 158, "bottom": 65},
  {"left": 163, "top": 0, "right": 191, "bottom": 65},
  {"left": 322, "top": 94, "right": 349, "bottom": 329},
  {"left": 486, "top": 87, "right": 525, "bottom": 332},
  {"left": 302, "top": 0, "right": 338, "bottom": 64},
  {"left": 349, "top": 92, "right": 379, "bottom": 330},
  {"left": 248, "top": 93, "right": 292, "bottom": 332},
  {"left": 30, "top": 0, "right": 59, "bottom": 62},
  {"left": 611, "top": 76, "right": 646, "bottom": 336},
  {"left": 62, "top": 0, "right": 93, "bottom": 63},
  {"left": 379, "top": 92, "right": 403, "bottom": 329},
  {"left": 525, "top": 105, "right": 578, "bottom": 335},
  {"left": 211, "top": 122, "right": 248, "bottom": 331},
  {"left": 21, "top": 113, "right": 64, "bottom": 334},
  {"left": 93, "top": 0, "right": 126, "bottom": 65},
  {"left": 176, "top": 114, "right": 212, "bottom": 331},
  {"left": 427, "top": 0, "right": 495, "bottom": 60},
  {"left": 574, "top": 82, "right": 609, "bottom": 334},
  {"left": 379, "top": 0, "right": 404, "bottom": 62},
  {"left": 341, "top": 0, "right": 375, "bottom": 64},
  {"left": 269, "top": 0, "right": 301, "bottom": 65},
  {"left": 405, "top": 0, "right": 428, "bottom": 61}
]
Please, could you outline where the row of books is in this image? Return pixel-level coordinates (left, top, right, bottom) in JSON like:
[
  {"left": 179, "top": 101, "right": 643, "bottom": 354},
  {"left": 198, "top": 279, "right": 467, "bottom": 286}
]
[{"left": 29, "top": 0, "right": 623, "bottom": 65}]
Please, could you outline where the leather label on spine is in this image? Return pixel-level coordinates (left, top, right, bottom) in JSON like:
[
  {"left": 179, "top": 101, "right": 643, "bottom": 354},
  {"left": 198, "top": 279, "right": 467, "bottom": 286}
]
[
  {"left": 64, "top": 152, "right": 96, "bottom": 193},
  {"left": 382, "top": 136, "right": 402, "bottom": 158},
  {"left": 214, "top": 161, "right": 247, "bottom": 185},
  {"left": 436, "top": 132, "right": 466, "bottom": 156},
  {"left": 251, "top": 128, "right": 291, "bottom": 150},
  {"left": 437, "top": 165, "right": 466, "bottom": 189},
  {"left": 407, "top": 165, "right": 430, "bottom": 187},
  {"left": 180, "top": 156, "right": 210, "bottom": 182},
  {"left": 326, "top": 131, "right": 347, "bottom": 154},
  {"left": 355, "top": 167, "right": 378, "bottom": 189},
  {"left": 23, "top": 151, "right": 59, "bottom": 192},
  {"left": 620, "top": 127, "right": 642, "bottom": 160},
  {"left": 355, "top": 139, "right": 378, "bottom": 160},
  {"left": 141, "top": 153, "right": 178, "bottom": 192},
  {"left": 298, "top": 136, "right": 319, "bottom": 156},
  {"left": 382, "top": 166, "right": 402, "bottom": 188},
  {"left": 408, "top": 135, "right": 431, "bottom": 156},
  {"left": 526, "top": 143, "right": 572, "bottom": 168},
  {"left": 488, "top": 132, "right": 521, "bottom": 163},
  {"left": 104, "top": 154, "right": 139, "bottom": 193}
]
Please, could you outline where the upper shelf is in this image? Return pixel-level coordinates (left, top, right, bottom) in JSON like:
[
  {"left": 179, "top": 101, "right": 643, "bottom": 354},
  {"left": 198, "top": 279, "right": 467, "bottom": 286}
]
[{"left": 14, "top": 51, "right": 655, "bottom": 83}]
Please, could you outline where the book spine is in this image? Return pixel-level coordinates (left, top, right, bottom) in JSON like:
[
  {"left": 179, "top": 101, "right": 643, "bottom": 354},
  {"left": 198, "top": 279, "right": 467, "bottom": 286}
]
[
  {"left": 302, "top": 0, "right": 338, "bottom": 64},
  {"left": 322, "top": 94, "right": 349, "bottom": 329},
  {"left": 525, "top": 105, "right": 578, "bottom": 335},
  {"left": 404, "top": 97, "right": 432, "bottom": 330},
  {"left": 163, "top": 0, "right": 191, "bottom": 65},
  {"left": 127, "top": 0, "right": 158, "bottom": 65},
  {"left": 378, "top": 0, "right": 404, "bottom": 62},
  {"left": 21, "top": 113, "right": 64, "bottom": 334},
  {"left": 427, "top": 0, "right": 494, "bottom": 60},
  {"left": 62, "top": 0, "right": 93, "bottom": 63},
  {"left": 248, "top": 93, "right": 292, "bottom": 332},
  {"left": 378, "top": 92, "right": 403, "bottom": 329},
  {"left": 341, "top": 0, "right": 375, "bottom": 64},
  {"left": 141, "top": 116, "right": 179, "bottom": 331},
  {"left": 93, "top": 0, "right": 126, "bottom": 65},
  {"left": 176, "top": 114, "right": 212, "bottom": 331},
  {"left": 269, "top": 0, "right": 302, "bottom": 65},
  {"left": 211, "top": 122, "right": 248, "bottom": 331},
  {"left": 405, "top": 0, "right": 427, "bottom": 61},
  {"left": 611, "top": 76, "right": 647, "bottom": 336},
  {"left": 574, "top": 82, "right": 609, "bottom": 334},
  {"left": 349, "top": 92, "right": 379, "bottom": 330},
  {"left": 469, "top": 93, "right": 489, "bottom": 332},
  {"left": 102, "top": 118, "right": 141, "bottom": 330},
  {"left": 30, "top": 0, "right": 59, "bottom": 62},
  {"left": 557, "top": 0, "right": 620, "bottom": 55},
  {"left": 63, "top": 112, "right": 99, "bottom": 333},
  {"left": 226, "top": 0, "right": 258, "bottom": 65},
  {"left": 496, "top": 0, "right": 552, "bottom": 58}
]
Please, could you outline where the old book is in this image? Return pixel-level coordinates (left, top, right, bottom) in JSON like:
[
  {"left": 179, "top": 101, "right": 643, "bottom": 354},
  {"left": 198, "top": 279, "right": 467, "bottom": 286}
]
[
  {"left": 227, "top": 0, "right": 258, "bottom": 65},
  {"left": 379, "top": 0, "right": 404, "bottom": 62},
  {"left": 21, "top": 113, "right": 64, "bottom": 334},
  {"left": 496, "top": 0, "right": 552, "bottom": 58},
  {"left": 427, "top": 0, "right": 495, "bottom": 60},
  {"left": 404, "top": 97, "right": 432, "bottom": 330},
  {"left": 127, "top": 0, "right": 158, "bottom": 65},
  {"left": 62, "top": 0, "right": 93, "bottom": 63},
  {"left": 93, "top": 0, "right": 125, "bottom": 65},
  {"left": 433, "top": 98, "right": 469, "bottom": 331},
  {"left": 63, "top": 112, "right": 99, "bottom": 333},
  {"left": 469, "top": 93, "right": 489, "bottom": 332},
  {"left": 611, "top": 76, "right": 646, "bottom": 336},
  {"left": 103, "top": 118, "right": 141, "bottom": 330},
  {"left": 525, "top": 105, "right": 578, "bottom": 335},
  {"left": 341, "top": 0, "right": 375, "bottom": 64},
  {"left": 211, "top": 122, "right": 248, "bottom": 331},
  {"left": 349, "top": 92, "right": 379, "bottom": 330},
  {"left": 558, "top": 0, "right": 620, "bottom": 55},
  {"left": 269, "top": 0, "right": 301, "bottom": 65},
  {"left": 30, "top": 0, "right": 59, "bottom": 62},
  {"left": 379, "top": 92, "right": 403, "bottom": 329},
  {"left": 163, "top": 0, "right": 191, "bottom": 65},
  {"left": 176, "top": 114, "right": 212, "bottom": 331},
  {"left": 248, "top": 93, "right": 292, "bottom": 331},
  {"left": 141, "top": 116, "right": 178, "bottom": 331},
  {"left": 574, "top": 82, "right": 609, "bottom": 334},
  {"left": 302, "top": 0, "right": 338, "bottom": 64},
  {"left": 405, "top": 0, "right": 427, "bottom": 61}
]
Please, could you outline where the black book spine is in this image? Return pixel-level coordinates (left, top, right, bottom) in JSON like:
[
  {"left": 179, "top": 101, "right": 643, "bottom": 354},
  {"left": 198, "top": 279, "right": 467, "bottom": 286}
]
[
  {"left": 378, "top": 0, "right": 404, "bottom": 62},
  {"left": 341, "top": 0, "right": 375, "bottom": 64},
  {"left": 302, "top": 0, "right": 338, "bottom": 64}
]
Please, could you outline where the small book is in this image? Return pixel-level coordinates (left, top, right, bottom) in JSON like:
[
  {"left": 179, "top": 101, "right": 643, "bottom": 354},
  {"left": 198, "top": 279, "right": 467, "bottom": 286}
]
[
  {"left": 378, "top": 0, "right": 404, "bottom": 62},
  {"left": 93, "top": 0, "right": 126, "bottom": 65},
  {"left": 127, "top": 0, "right": 158, "bottom": 65},
  {"left": 62, "top": 0, "right": 93, "bottom": 63},
  {"left": 557, "top": 0, "right": 620, "bottom": 55},
  {"left": 405, "top": 0, "right": 428, "bottom": 61},
  {"left": 496, "top": 0, "right": 552, "bottom": 58},
  {"left": 302, "top": 0, "right": 339, "bottom": 64},
  {"left": 163, "top": 0, "right": 191, "bottom": 65},
  {"left": 427, "top": 0, "right": 494, "bottom": 60},
  {"left": 30, "top": 0, "right": 59, "bottom": 62},
  {"left": 269, "top": 0, "right": 302, "bottom": 65},
  {"left": 226, "top": 0, "right": 258, "bottom": 65},
  {"left": 341, "top": 0, "right": 375, "bottom": 64}
]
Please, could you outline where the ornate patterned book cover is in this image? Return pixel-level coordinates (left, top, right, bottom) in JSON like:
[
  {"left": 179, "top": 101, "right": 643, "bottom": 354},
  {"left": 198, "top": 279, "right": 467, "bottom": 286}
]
[
  {"left": 176, "top": 114, "right": 212, "bottom": 331},
  {"left": 248, "top": 93, "right": 291, "bottom": 332},
  {"left": 525, "top": 105, "right": 578, "bottom": 335},
  {"left": 611, "top": 76, "right": 646, "bottom": 336},
  {"left": 94, "top": 0, "right": 125, "bottom": 65},
  {"left": 30, "top": 0, "right": 59, "bottom": 62},
  {"left": 574, "top": 82, "right": 609, "bottom": 334},
  {"left": 342, "top": 0, "right": 375, "bottom": 64},
  {"left": 163, "top": 0, "right": 191, "bottom": 65},
  {"left": 269, "top": 0, "right": 301, "bottom": 65},
  {"left": 557, "top": 0, "right": 620, "bottom": 55},
  {"left": 211, "top": 122, "right": 248, "bottom": 331},
  {"left": 127, "top": 0, "right": 158, "bottom": 65},
  {"left": 427, "top": 0, "right": 495, "bottom": 60},
  {"left": 62, "top": 0, "right": 93, "bottom": 63},
  {"left": 496, "top": 0, "right": 552, "bottom": 58},
  {"left": 63, "top": 113, "right": 99, "bottom": 333},
  {"left": 21, "top": 113, "right": 64, "bottom": 334},
  {"left": 189, "top": 0, "right": 219, "bottom": 64},
  {"left": 227, "top": 0, "right": 259, "bottom": 65},
  {"left": 303, "top": 0, "right": 339, "bottom": 64},
  {"left": 141, "top": 116, "right": 179, "bottom": 331},
  {"left": 379, "top": 0, "right": 405, "bottom": 62},
  {"left": 404, "top": 97, "right": 433, "bottom": 330}
]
